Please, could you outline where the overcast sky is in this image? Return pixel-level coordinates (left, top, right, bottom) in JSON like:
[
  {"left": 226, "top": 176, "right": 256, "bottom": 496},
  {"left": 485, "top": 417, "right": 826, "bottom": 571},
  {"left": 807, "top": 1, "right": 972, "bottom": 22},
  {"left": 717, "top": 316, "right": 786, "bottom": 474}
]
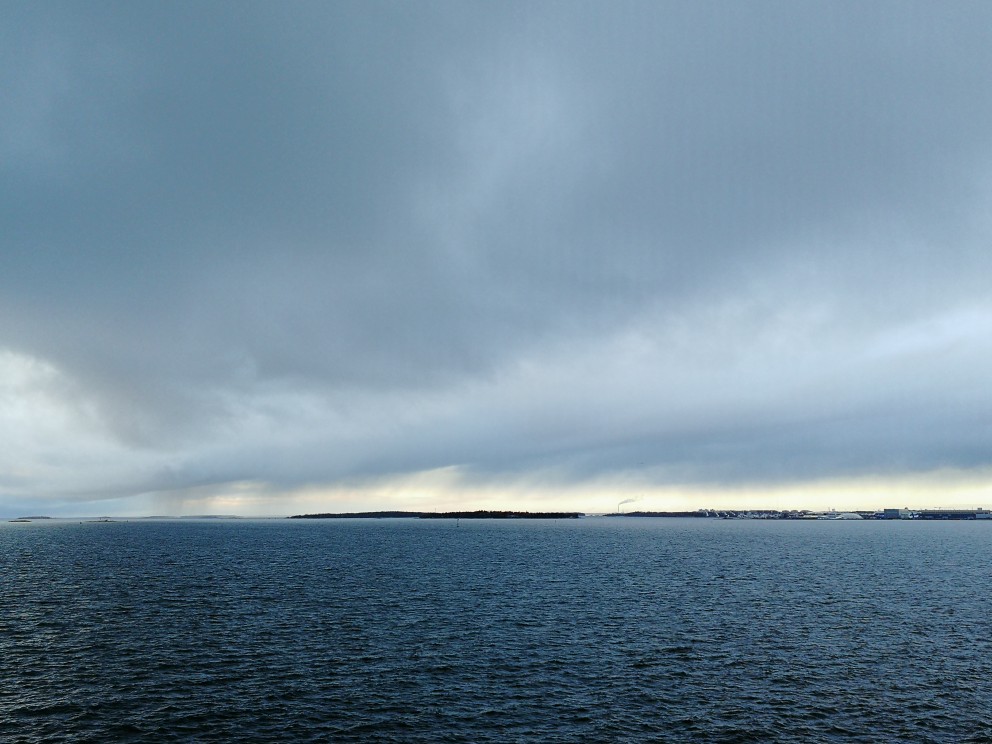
[{"left": 4, "top": 1, "right": 992, "bottom": 516}]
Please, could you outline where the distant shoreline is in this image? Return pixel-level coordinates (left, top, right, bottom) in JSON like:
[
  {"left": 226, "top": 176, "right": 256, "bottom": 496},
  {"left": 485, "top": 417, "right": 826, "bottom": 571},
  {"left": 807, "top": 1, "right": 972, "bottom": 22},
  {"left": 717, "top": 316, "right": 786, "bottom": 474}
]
[
  {"left": 286, "top": 508, "right": 992, "bottom": 521},
  {"left": 7, "top": 508, "right": 992, "bottom": 522},
  {"left": 289, "top": 510, "right": 583, "bottom": 520}
]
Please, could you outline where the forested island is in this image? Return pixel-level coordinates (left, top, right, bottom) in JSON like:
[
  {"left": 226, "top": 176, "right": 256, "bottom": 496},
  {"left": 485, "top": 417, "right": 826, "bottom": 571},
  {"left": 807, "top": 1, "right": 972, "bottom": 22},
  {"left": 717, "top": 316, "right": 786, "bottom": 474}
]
[
  {"left": 422, "top": 510, "right": 582, "bottom": 519},
  {"left": 289, "top": 511, "right": 422, "bottom": 519},
  {"left": 289, "top": 510, "right": 582, "bottom": 519}
]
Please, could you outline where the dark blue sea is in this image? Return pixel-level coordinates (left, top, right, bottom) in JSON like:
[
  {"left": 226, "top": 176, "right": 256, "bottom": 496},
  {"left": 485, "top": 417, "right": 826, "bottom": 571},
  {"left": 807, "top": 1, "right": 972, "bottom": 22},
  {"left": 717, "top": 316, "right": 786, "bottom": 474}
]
[{"left": 2, "top": 518, "right": 991, "bottom": 742}]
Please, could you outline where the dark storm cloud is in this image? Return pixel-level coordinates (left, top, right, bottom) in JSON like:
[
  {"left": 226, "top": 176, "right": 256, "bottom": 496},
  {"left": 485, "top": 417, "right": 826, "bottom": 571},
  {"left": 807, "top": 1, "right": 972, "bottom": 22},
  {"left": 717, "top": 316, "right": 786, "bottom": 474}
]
[{"left": 3, "top": 1, "right": 992, "bottom": 507}]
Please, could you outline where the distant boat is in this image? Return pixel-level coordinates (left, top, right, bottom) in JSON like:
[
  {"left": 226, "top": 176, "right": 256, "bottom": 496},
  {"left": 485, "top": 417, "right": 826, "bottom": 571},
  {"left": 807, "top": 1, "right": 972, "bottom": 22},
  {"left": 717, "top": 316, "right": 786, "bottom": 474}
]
[{"left": 8, "top": 519, "right": 31, "bottom": 523}]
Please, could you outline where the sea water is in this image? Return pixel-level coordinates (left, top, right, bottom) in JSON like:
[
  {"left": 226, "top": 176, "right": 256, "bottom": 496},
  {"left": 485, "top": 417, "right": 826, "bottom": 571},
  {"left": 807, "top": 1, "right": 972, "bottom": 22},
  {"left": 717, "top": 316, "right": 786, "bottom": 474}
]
[{"left": 2, "top": 518, "right": 990, "bottom": 742}]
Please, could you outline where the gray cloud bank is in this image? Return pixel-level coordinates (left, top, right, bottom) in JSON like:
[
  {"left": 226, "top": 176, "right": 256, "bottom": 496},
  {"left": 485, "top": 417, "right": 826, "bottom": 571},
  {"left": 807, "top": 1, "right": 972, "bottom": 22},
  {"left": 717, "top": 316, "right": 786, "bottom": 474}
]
[{"left": 3, "top": 1, "right": 992, "bottom": 509}]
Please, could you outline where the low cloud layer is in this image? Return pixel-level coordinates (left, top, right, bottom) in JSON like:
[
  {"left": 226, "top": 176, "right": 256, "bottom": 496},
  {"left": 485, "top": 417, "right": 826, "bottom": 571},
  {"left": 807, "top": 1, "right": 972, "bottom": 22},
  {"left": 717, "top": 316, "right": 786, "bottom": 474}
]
[{"left": 4, "top": 2, "right": 992, "bottom": 515}]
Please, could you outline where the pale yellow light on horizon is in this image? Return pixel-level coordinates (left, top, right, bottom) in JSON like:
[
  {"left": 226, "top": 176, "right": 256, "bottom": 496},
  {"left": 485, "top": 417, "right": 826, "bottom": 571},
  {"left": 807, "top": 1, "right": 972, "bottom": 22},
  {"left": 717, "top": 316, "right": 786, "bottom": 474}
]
[{"left": 133, "top": 465, "right": 992, "bottom": 517}]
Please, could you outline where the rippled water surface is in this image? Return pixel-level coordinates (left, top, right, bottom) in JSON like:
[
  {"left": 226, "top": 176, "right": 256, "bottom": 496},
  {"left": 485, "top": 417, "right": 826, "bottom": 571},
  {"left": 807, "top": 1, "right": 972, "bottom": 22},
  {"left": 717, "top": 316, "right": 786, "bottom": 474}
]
[{"left": 2, "top": 518, "right": 991, "bottom": 742}]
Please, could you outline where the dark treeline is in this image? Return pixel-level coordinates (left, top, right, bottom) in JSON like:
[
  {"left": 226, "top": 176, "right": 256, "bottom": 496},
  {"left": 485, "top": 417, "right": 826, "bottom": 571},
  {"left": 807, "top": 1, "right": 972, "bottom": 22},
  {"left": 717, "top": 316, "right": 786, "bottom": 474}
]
[
  {"left": 288, "top": 510, "right": 583, "bottom": 519},
  {"left": 607, "top": 511, "right": 714, "bottom": 518},
  {"left": 422, "top": 511, "right": 582, "bottom": 520},
  {"left": 288, "top": 511, "right": 422, "bottom": 519}
]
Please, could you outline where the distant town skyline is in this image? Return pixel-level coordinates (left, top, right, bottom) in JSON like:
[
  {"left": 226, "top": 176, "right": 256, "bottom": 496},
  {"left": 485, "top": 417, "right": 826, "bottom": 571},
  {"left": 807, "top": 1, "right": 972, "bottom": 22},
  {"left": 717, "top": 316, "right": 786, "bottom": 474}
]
[{"left": 4, "top": 2, "right": 992, "bottom": 518}]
